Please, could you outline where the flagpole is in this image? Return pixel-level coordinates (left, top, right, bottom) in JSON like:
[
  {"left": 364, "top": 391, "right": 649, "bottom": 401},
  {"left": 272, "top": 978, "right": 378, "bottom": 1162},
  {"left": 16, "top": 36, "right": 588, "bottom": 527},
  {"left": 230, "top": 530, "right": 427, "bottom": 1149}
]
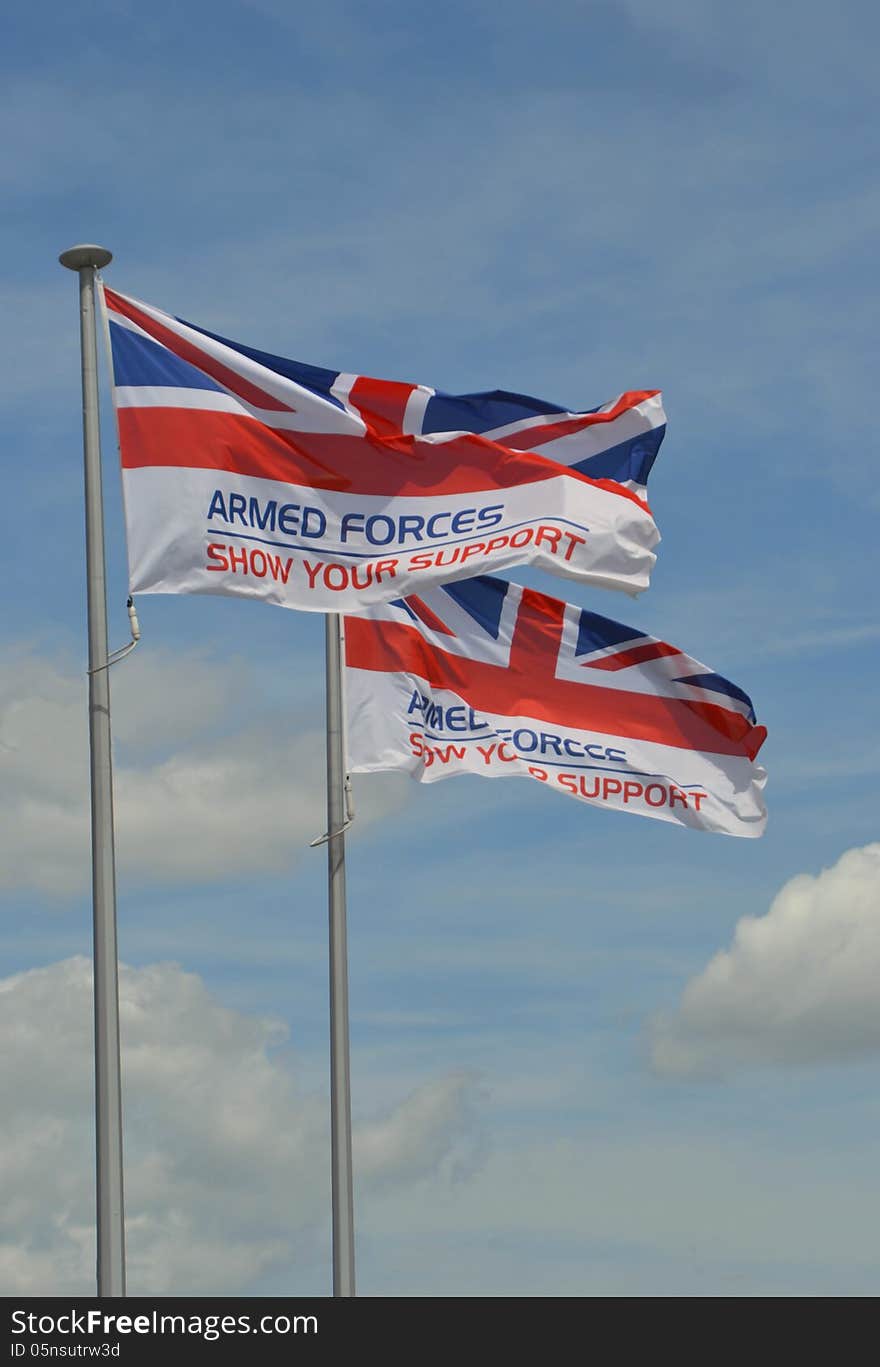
[
  {"left": 325, "top": 612, "right": 356, "bottom": 1296},
  {"left": 59, "top": 244, "right": 126, "bottom": 1298}
]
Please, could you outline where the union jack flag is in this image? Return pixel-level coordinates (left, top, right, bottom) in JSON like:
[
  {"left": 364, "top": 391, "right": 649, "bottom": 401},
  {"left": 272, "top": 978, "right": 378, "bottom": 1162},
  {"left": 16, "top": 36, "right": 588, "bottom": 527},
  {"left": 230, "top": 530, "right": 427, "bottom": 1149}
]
[
  {"left": 103, "top": 287, "right": 664, "bottom": 492},
  {"left": 345, "top": 576, "right": 767, "bottom": 837},
  {"left": 101, "top": 285, "right": 665, "bottom": 612}
]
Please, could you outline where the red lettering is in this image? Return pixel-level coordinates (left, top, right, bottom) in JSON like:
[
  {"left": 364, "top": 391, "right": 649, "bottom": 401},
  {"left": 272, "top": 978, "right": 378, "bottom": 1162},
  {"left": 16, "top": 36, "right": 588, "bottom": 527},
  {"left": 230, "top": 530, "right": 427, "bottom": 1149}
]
[
  {"left": 669, "top": 787, "right": 688, "bottom": 809},
  {"left": 324, "top": 563, "right": 349, "bottom": 591},
  {"left": 436, "top": 744, "right": 467, "bottom": 763},
  {"left": 460, "top": 542, "right": 486, "bottom": 563},
  {"left": 498, "top": 743, "right": 518, "bottom": 762},
  {"left": 206, "top": 544, "right": 294, "bottom": 580},
  {"left": 509, "top": 528, "right": 533, "bottom": 549},
  {"left": 433, "top": 547, "right": 461, "bottom": 567},
  {"left": 527, "top": 765, "right": 548, "bottom": 781},
  {"left": 623, "top": 781, "right": 643, "bottom": 803},
  {"left": 692, "top": 792, "right": 706, "bottom": 811},
  {"left": 562, "top": 532, "right": 586, "bottom": 562},
  {"left": 476, "top": 744, "right": 497, "bottom": 763},
  {"left": 266, "top": 553, "right": 293, "bottom": 583},
  {"left": 644, "top": 784, "right": 667, "bottom": 807},
  {"left": 535, "top": 524, "right": 561, "bottom": 553},
  {"left": 303, "top": 560, "right": 322, "bottom": 589},
  {"left": 602, "top": 777, "right": 623, "bottom": 800},
  {"left": 375, "top": 558, "right": 399, "bottom": 581}
]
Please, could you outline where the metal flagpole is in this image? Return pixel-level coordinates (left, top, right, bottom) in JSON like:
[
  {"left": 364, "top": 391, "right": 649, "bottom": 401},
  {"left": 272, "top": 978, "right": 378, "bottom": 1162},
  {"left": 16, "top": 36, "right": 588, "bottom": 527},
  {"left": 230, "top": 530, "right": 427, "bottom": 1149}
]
[
  {"left": 59, "top": 244, "right": 126, "bottom": 1297},
  {"left": 325, "top": 612, "right": 356, "bottom": 1295}
]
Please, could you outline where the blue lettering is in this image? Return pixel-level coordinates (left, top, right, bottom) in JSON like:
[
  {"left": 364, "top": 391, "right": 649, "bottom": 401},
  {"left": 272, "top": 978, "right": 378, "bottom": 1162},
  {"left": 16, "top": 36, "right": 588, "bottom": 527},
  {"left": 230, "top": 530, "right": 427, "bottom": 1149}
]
[
  {"left": 426, "top": 511, "right": 452, "bottom": 538},
  {"left": 227, "top": 493, "right": 247, "bottom": 525},
  {"left": 477, "top": 504, "right": 504, "bottom": 529},
  {"left": 451, "top": 508, "right": 476, "bottom": 534},
  {"left": 207, "top": 489, "right": 228, "bottom": 521},
  {"left": 407, "top": 690, "right": 427, "bottom": 716},
  {"left": 398, "top": 514, "right": 425, "bottom": 542},
  {"left": 278, "top": 504, "right": 301, "bottom": 535},
  {"left": 301, "top": 507, "right": 327, "bottom": 538},
  {"left": 365, "top": 514, "right": 396, "bottom": 546},
  {"left": 341, "top": 511, "right": 365, "bottom": 542},
  {"left": 512, "top": 728, "right": 538, "bottom": 752},
  {"left": 248, "top": 497, "right": 277, "bottom": 532}
]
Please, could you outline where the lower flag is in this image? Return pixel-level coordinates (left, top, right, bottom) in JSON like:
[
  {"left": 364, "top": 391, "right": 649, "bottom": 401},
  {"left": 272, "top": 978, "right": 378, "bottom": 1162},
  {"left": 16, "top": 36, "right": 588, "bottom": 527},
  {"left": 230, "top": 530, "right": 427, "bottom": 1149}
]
[{"left": 345, "top": 576, "right": 767, "bottom": 837}]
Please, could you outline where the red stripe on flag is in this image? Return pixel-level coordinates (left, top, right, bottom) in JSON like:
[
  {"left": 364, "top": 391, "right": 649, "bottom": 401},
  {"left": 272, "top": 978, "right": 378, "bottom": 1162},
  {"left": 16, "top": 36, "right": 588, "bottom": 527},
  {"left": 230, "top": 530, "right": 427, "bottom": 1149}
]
[
  {"left": 349, "top": 376, "right": 418, "bottom": 437},
  {"left": 583, "top": 640, "right": 680, "bottom": 671},
  {"left": 405, "top": 597, "right": 457, "bottom": 635},
  {"left": 344, "top": 613, "right": 763, "bottom": 759},
  {"left": 505, "top": 588, "right": 567, "bottom": 683},
  {"left": 115, "top": 407, "right": 653, "bottom": 505},
  {"left": 104, "top": 289, "right": 294, "bottom": 414},
  {"left": 499, "top": 391, "right": 660, "bottom": 450}
]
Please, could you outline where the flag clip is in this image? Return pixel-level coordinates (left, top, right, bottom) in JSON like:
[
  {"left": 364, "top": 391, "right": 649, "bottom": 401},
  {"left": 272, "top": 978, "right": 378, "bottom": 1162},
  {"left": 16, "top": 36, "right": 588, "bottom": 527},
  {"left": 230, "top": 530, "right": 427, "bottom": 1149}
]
[
  {"left": 87, "top": 598, "right": 142, "bottom": 674},
  {"left": 309, "top": 818, "right": 354, "bottom": 848}
]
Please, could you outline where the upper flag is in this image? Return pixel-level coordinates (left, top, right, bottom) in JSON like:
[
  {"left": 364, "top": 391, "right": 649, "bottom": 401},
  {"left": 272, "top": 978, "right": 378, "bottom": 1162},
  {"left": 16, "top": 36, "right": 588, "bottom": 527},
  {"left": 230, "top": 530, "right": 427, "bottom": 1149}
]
[
  {"left": 101, "top": 285, "right": 665, "bottom": 612},
  {"left": 345, "top": 576, "right": 767, "bottom": 837}
]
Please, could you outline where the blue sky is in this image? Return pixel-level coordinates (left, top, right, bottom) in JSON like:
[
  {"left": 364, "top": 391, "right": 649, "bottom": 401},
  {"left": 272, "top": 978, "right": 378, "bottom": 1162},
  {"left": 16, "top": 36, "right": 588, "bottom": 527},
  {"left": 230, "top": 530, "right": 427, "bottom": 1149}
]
[{"left": 2, "top": 0, "right": 879, "bottom": 1295}]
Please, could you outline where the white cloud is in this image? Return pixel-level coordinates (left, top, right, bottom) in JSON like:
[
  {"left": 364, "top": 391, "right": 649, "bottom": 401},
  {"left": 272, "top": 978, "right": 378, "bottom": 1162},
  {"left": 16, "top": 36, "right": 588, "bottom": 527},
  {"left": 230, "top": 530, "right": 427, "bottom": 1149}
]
[
  {"left": 357, "top": 1071, "right": 484, "bottom": 1188},
  {"left": 0, "top": 956, "right": 481, "bottom": 1295},
  {"left": 0, "top": 647, "right": 406, "bottom": 897},
  {"left": 649, "top": 843, "right": 880, "bottom": 1077}
]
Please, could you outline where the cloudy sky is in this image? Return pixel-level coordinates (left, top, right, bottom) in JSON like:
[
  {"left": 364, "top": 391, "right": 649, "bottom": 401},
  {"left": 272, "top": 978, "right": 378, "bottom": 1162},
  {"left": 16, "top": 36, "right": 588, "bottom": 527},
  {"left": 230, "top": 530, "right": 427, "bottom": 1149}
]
[{"left": 3, "top": 0, "right": 879, "bottom": 1295}]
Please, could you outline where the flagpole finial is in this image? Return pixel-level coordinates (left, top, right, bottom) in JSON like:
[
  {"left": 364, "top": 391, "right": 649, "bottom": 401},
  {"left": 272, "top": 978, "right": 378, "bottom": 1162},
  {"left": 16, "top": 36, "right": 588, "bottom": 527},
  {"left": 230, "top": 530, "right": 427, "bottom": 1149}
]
[{"left": 59, "top": 244, "right": 113, "bottom": 271}]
